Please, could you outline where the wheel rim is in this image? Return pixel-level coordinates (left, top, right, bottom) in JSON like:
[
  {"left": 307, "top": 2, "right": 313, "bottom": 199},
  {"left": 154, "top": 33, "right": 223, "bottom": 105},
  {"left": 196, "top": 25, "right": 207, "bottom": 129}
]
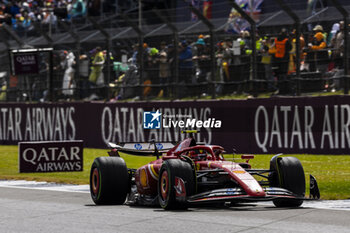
[
  {"left": 92, "top": 168, "right": 100, "bottom": 196},
  {"left": 160, "top": 171, "right": 169, "bottom": 200}
]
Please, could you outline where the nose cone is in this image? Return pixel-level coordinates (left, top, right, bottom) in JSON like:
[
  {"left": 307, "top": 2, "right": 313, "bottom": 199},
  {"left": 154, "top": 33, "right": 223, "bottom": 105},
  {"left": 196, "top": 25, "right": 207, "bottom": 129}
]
[{"left": 244, "top": 179, "right": 266, "bottom": 196}]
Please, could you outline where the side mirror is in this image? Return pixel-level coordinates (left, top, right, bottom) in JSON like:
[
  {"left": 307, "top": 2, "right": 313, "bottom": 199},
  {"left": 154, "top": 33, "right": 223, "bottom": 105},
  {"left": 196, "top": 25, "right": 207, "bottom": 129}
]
[
  {"left": 108, "top": 148, "right": 120, "bottom": 157},
  {"left": 241, "top": 154, "right": 254, "bottom": 163}
]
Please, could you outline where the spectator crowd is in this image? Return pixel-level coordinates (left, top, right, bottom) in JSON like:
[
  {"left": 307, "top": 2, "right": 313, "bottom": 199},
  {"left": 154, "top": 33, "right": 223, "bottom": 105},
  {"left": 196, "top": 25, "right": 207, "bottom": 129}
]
[
  {"left": 110, "top": 20, "right": 348, "bottom": 99},
  {"left": 1, "top": 2, "right": 349, "bottom": 100},
  {"left": 0, "top": 0, "right": 87, "bottom": 35}
]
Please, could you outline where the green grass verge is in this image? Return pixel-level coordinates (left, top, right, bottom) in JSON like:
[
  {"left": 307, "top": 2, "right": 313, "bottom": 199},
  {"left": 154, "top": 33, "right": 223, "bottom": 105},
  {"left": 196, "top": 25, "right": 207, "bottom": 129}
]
[
  {"left": 0, "top": 145, "right": 349, "bottom": 200},
  {"left": 0, "top": 146, "right": 155, "bottom": 185}
]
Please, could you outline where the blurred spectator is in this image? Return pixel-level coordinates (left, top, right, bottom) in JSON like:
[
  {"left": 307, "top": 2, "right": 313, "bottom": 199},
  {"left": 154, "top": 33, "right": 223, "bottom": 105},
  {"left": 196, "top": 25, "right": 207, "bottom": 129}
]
[
  {"left": 88, "top": 46, "right": 105, "bottom": 99},
  {"left": 158, "top": 41, "right": 170, "bottom": 97},
  {"left": 9, "top": 1, "right": 20, "bottom": 18},
  {"left": 147, "top": 46, "right": 159, "bottom": 97},
  {"left": 178, "top": 40, "right": 193, "bottom": 84},
  {"left": 167, "top": 43, "right": 176, "bottom": 95},
  {"left": 215, "top": 40, "right": 225, "bottom": 94},
  {"left": 0, "top": 3, "right": 6, "bottom": 24},
  {"left": 273, "top": 28, "right": 292, "bottom": 94},
  {"left": 221, "top": 38, "right": 233, "bottom": 81},
  {"left": 62, "top": 51, "right": 75, "bottom": 97},
  {"left": 0, "top": 75, "right": 6, "bottom": 101},
  {"left": 328, "top": 23, "right": 340, "bottom": 46},
  {"left": 1, "top": 1, "right": 350, "bottom": 99},
  {"left": 240, "top": 30, "right": 252, "bottom": 55},
  {"left": 22, "top": 11, "right": 33, "bottom": 31},
  {"left": 88, "top": 0, "right": 101, "bottom": 16},
  {"left": 261, "top": 37, "right": 276, "bottom": 91},
  {"left": 131, "top": 43, "right": 139, "bottom": 65},
  {"left": 289, "top": 29, "right": 305, "bottom": 74},
  {"left": 11, "top": 13, "right": 21, "bottom": 30},
  {"left": 41, "top": 9, "right": 57, "bottom": 25},
  {"left": 0, "top": 0, "right": 73, "bottom": 28},
  {"left": 193, "top": 38, "right": 210, "bottom": 84},
  {"left": 140, "top": 43, "right": 151, "bottom": 87},
  {"left": 0, "top": 10, "right": 11, "bottom": 26},
  {"left": 330, "top": 21, "right": 344, "bottom": 69},
  {"left": 32, "top": 54, "right": 50, "bottom": 101},
  {"left": 70, "top": 0, "right": 86, "bottom": 18},
  {"left": 256, "top": 34, "right": 265, "bottom": 81},
  {"left": 78, "top": 54, "right": 90, "bottom": 98},
  {"left": 57, "top": 0, "right": 68, "bottom": 8},
  {"left": 235, "top": 32, "right": 251, "bottom": 83},
  {"left": 21, "top": 1, "right": 31, "bottom": 13},
  {"left": 307, "top": 25, "right": 328, "bottom": 74}
]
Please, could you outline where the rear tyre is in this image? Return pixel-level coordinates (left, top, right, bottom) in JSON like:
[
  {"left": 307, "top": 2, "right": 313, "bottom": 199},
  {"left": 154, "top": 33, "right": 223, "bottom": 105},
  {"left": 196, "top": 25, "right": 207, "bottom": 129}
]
[
  {"left": 90, "top": 157, "right": 129, "bottom": 205},
  {"left": 270, "top": 156, "right": 305, "bottom": 207},
  {"left": 158, "top": 159, "right": 195, "bottom": 210}
]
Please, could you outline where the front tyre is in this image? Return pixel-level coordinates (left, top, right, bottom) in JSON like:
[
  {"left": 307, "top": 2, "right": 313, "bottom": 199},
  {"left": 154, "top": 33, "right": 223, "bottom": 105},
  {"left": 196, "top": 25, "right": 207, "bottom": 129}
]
[
  {"left": 271, "top": 156, "right": 305, "bottom": 207},
  {"left": 90, "top": 157, "right": 129, "bottom": 205},
  {"left": 158, "top": 159, "right": 195, "bottom": 210}
]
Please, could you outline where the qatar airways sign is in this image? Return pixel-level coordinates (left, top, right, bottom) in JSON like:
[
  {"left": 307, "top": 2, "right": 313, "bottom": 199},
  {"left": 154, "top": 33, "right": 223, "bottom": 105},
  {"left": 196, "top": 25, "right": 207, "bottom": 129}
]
[
  {"left": 19, "top": 141, "right": 83, "bottom": 173},
  {"left": 12, "top": 53, "right": 39, "bottom": 75},
  {"left": 0, "top": 106, "right": 76, "bottom": 141},
  {"left": 3, "top": 97, "right": 350, "bottom": 154},
  {"left": 254, "top": 103, "right": 350, "bottom": 153}
]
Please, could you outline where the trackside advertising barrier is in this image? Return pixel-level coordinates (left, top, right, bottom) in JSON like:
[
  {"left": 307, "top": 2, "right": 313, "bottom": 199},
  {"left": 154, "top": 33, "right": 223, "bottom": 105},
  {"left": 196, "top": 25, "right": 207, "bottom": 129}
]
[
  {"left": 18, "top": 141, "right": 83, "bottom": 173},
  {"left": 1, "top": 95, "right": 350, "bottom": 154}
]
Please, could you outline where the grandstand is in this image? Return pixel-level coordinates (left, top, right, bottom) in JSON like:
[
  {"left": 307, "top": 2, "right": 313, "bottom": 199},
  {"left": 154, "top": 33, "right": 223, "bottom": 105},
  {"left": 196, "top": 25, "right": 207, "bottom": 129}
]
[{"left": 0, "top": 0, "right": 350, "bottom": 102}]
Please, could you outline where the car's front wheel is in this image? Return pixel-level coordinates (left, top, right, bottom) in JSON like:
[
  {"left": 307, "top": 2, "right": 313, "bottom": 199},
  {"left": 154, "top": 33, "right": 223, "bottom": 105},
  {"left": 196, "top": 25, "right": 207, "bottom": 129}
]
[
  {"left": 270, "top": 156, "right": 305, "bottom": 207},
  {"left": 158, "top": 159, "right": 195, "bottom": 210}
]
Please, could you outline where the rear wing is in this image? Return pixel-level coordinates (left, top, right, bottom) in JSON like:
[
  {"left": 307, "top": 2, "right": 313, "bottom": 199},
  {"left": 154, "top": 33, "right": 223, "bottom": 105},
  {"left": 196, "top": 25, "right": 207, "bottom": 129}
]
[{"left": 108, "top": 142, "right": 176, "bottom": 157}]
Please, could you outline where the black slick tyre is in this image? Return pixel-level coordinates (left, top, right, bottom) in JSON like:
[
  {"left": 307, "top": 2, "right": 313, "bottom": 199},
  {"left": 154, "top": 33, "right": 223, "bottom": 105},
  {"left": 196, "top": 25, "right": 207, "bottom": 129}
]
[
  {"left": 158, "top": 159, "right": 195, "bottom": 210},
  {"left": 90, "top": 157, "right": 129, "bottom": 205},
  {"left": 271, "top": 156, "right": 305, "bottom": 207}
]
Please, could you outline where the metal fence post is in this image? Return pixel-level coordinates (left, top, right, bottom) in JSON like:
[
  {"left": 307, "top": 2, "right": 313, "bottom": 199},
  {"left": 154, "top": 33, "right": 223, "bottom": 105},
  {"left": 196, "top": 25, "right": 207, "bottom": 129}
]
[
  {"left": 121, "top": 13, "right": 144, "bottom": 96},
  {"left": 49, "top": 49, "right": 54, "bottom": 102},
  {"left": 329, "top": 0, "right": 349, "bottom": 94},
  {"left": 152, "top": 9, "right": 179, "bottom": 99},
  {"left": 32, "top": 22, "right": 53, "bottom": 47},
  {"left": 0, "top": 28, "right": 10, "bottom": 49},
  {"left": 187, "top": 2, "right": 216, "bottom": 99},
  {"left": 2, "top": 24, "right": 24, "bottom": 47},
  {"left": 273, "top": 0, "right": 301, "bottom": 96}
]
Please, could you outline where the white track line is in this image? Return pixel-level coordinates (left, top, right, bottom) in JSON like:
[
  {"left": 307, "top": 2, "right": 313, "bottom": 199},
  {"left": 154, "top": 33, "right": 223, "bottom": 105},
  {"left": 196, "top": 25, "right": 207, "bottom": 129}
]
[
  {"left": 1, "top": 180, "right": 349, "bottom": 211},
  {"left": 255, "top": 200, "right": 350, "bottom": 211},
  {"left": 0, "top": 180, "right": 89, "bottom": 193}
]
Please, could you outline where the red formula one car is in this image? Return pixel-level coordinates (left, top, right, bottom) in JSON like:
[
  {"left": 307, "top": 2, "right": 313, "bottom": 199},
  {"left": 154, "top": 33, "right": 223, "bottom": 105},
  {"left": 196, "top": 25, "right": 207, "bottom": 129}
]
[{"left": 90, "top": 132, "right": 320, "bottom": 209}]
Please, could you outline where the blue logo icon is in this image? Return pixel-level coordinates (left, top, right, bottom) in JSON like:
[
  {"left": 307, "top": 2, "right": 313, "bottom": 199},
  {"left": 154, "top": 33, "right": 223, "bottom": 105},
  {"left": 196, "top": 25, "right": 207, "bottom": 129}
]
[
  {"left": 156, "top": 143, "right": 163, "bottom": 150},
  {"left": 143, "top": 110, "right": 161, "bottom": 129},
  {"left": 134, "top": 143, "right": 142, "bottom": 150}
]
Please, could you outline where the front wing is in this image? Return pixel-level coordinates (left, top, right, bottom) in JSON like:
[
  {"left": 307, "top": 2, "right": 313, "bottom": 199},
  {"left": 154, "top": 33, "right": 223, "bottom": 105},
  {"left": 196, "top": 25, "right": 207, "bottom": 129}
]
[{"left": 186, "top": 187, "right": 313, "bottom": 204}]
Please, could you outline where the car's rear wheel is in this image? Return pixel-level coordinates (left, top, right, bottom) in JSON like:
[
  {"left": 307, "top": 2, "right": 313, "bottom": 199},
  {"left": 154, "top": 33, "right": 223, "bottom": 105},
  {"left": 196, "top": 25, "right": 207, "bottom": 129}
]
[
  {"left": 270, "top": 156, "right": 305, "bottom": 207},
  {"left": 90, "top": 157, "right": 129, "bottom": 205},
  {"left": 158, "top": 159, "right": 195, "bottom": 210}
]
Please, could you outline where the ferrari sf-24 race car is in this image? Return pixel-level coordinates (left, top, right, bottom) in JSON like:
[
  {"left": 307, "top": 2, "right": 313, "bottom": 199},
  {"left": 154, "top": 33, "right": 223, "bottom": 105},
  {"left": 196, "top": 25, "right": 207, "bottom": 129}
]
[{"left": 90, "top": 132, "right": 320, "bottom": 209}]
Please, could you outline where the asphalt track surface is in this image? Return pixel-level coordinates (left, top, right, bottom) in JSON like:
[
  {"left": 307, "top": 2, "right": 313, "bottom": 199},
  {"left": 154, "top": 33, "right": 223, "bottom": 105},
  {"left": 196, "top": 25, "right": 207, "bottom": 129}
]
[{"left": 1, "top": 186, "right": 350, "bottom": 233}]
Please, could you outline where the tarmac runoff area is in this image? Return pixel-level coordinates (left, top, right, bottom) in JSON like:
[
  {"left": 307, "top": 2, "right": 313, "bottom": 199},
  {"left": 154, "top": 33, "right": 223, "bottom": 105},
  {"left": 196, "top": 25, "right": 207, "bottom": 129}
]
[{"left": 0, "top": 180, "right": 350, "bottom": 233}]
